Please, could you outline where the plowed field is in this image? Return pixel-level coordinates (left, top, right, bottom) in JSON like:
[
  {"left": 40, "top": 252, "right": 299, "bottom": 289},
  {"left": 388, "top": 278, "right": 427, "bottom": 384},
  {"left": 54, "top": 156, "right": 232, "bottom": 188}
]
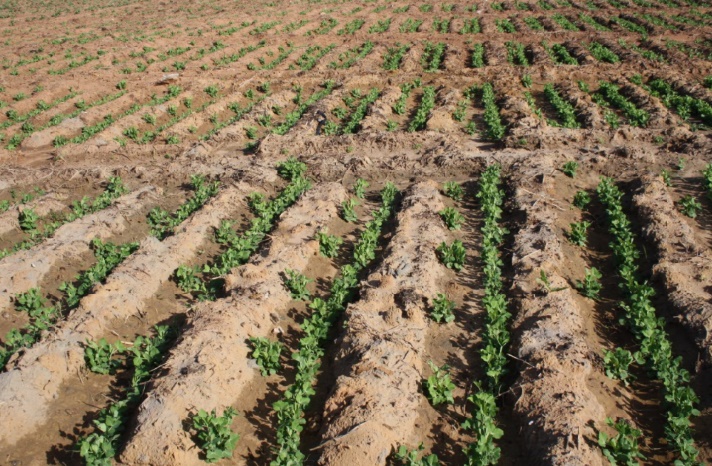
[{"left": 1, "top": 0, "right": 711, "bottom": 464}]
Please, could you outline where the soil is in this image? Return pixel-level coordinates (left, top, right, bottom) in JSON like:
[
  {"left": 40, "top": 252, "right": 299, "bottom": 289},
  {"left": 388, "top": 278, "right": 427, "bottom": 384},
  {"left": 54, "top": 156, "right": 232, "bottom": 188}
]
[{"left": 0, "top": 0, "right": 712, "bottom": 464}]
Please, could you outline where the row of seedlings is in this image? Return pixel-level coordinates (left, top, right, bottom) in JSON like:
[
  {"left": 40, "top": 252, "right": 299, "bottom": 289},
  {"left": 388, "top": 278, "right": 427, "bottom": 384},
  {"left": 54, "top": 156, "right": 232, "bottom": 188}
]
[
  {"left": 596, "top": 177, "right": 703, "bottom": 465},
  {"left": 0, "top": 177, "right": 128, "bottom": 258},
  {"left": 271, "top": 183, "right": 399, "bottom": 464},
  {"left": 322, "top": 87, "right": 381, "bottom": 135},
  {"left": 631, "top": 75, "right": 712, "bottom": 128},
  {"left": 1, "top": 238, "right": 138, "bottom": 368},
  {"left": 461, "top": 164, "right": 512, "bottom": 464},
  {"left": 175, "top": 159, "right": 312, "bottom": 300}
]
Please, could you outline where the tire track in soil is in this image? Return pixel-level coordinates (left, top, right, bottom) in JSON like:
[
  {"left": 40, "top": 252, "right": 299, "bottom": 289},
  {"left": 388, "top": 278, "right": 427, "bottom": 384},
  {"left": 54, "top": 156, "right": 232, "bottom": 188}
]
[
  {"left": 313, "top": 181, "right": 454, "bottom": 465},
  {"left": 508, "top": 158, "right": 607, "bottom": 466},
  {"left": 0, "top": 182, "right": 250, "bottom": 448},
  {"left": 0, "top": 185, "right": 160, "bottom": 316},
  {"left": 119, "top": 182, "right": 347, "bottom": 466}
]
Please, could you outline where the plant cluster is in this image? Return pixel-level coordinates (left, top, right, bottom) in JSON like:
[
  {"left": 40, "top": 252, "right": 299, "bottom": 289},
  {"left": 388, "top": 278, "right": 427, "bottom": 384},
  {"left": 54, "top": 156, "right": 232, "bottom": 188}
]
[
  {"left": 597, "top": 177, "right": 702, "bottom": 465},
  {"left": 544, "top": 84, "right": 580, "bottom": 128},
  {"left": 369, "top": 18, "right": 392, "bottom": 33},
  {"left": 423, "top": 360, "right": 455, "bottom": 405},
  {"left": 645, "top": 78, "right": 712, "bottom": 127},
  {"left": 383, "top": 43, "right": 410, "bottom": 70},
  {"left": 317, "top": 230, "right": 342, "bottom": 258},
  {"left": 495, "top": 18, "right": 516, "bottom": 33},
  {"left": 437, "top": 240, "right": 466, "bottom": 271},
  {"left": 192, "top": 407, "right": 240, "bottom": 463},
  {"left": 523, "top": 16, "right": 545, "bottom": 30},
  {"left": 505, "top": 41, "right": 530, "bottom": 66},
  {"left": 595, "top": 82, "right": 650, "bottom": 127},
  {"left": 579, "top": 13, "right": 610, "bottom": 31},
  {"left": 421, "top": 42, "right": 446, "bottom": 72},
  {"left": 481, "top": 83, "right": 506, "bottom": 140},
  {"left": 283, "top": 269, "right": 312, "bottom": 301},
  {"left": 392, "top": 443, "right": 440, "bottom": 465},
  {"left": 463, "top": 164, "right": 510, "bottom": 465},
  {"left": 470, "top": 43, "right": 485, "bottom": 68},
  {"left": 175, "top": 162, "right": 312, "bottom": 300},
  {"left": 271, "top": 184, "right": 399, "bottom": 465},
  {"left": 602, "top": 347, "right": 639, "bottom": 386},
  {"left": 679, "top": 195, "right": 702, "bottom": 218},
  {"left": 400, "top": 18, "right": 424, "bottom": 33},
  {"left": 78, "top": 325, "right": 177, "bottom": 465},
  {"left": 432, "top": 17, "right": 450, "bottom": 33},
  {"left": 408, "top": 86, "right": 436, "bottom": 132},
  {"left": 443, "top": 181, "right": 464, "bottom": 201},
  {"left": 148, "top": 174, "right": 220, "bottom": 239},
  {"left": 0, "top": 177, "right": 128, "bottom": 259},
  {"left": 576, "top": 267, "right": 602, "bottom": 299},
  {"left": 250, "top": 337, "right": 284, "bottom": 376},
  {"left": 294, "top": 44, "right": 336, "bottom": 71},
  {"left": 440, "top": 206, "right": 464, "bottom": 230},
  {"left": 328, "top": 41, "right": 374, "bottom": 69},
  {"left": 544, "top": 42, "right": 579, "bottom": 65},
  {"left": 598, "top": 417, "right": 646, "bottom": 466},
  {"left": 393, "top": 80, "right": 419, "bottom": 115},
  {"left": 429, "top": 293, "right": 456, "bottom": 323},
  {"left": 588, "top": 41, "right": 620, "bottom": 63},
  {"left": 703, "top": 164, "right": 712, "bottom": 200},
  {"left": 460, "top": 18, "right": 481, "bottom": 34},
  {"left": 337, "top": 19, "right": 364, "bottom": 35},
  {"left": 340, "top": 88, "right": 380, "bottom": 134},
  {"left": 551, "top": 13, "right": 579, "bottom": 30}
]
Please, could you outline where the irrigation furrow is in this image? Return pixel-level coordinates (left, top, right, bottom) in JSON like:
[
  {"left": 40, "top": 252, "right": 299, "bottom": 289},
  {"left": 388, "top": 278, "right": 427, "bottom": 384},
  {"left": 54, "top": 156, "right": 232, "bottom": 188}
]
[
  {"left": 631, "top": 174, "right": 712, "bottom": 367},
  {"left": 119, "top": 182, "right": 346, "bottom": 465},
  {"left": 0, "top": 183, "right": 246, "bottom": 446},
  {"left": 316, "top": 181, "right": 450, "bottom": 465},
  {"left": 0, "top": 192, "right": 67, "bottom": 236},
  {"left": 509, "top": 161, "right": 606, "bottom": 466},
  {"left": 0, "top": 185, "right": 159, "bottom": 315}
]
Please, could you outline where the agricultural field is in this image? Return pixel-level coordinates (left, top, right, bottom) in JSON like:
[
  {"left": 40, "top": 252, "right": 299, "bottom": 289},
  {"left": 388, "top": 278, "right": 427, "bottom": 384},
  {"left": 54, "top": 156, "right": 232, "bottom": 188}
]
[{"left": 0, "top": 0, "right": 712, "bottom": 464}]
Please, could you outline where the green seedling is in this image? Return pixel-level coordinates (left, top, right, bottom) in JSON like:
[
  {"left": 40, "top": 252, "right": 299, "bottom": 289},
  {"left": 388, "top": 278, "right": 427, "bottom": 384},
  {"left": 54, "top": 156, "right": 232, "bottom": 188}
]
[
  {"left": 341, "top": 198, "right": 359, "bottom": 223},
  {"left": 567, "top": 220, "right": 591, "bottom": 247},
  {"left": 317, "top": 230, "right": 342, "bottom": 258},
  {"left": 440, "top": 207, "right": 464, "bottom": 230},
  {"left": 576, "top": 267, "right": 602, "bottom": 299},
  {"left": 192, "top": 407, "right": 240, "bottom": 463},
  {"left": 249, "top": 337, "right": 283, "bottom": 376},
  {"left": 423, "top": 360, "right": 455, "bottom": 406},
  {"left": 437, "top": 240, "right": 466, "bottom": 271},
  {"left": 430, "top": 293, "right": 455, "bottom": 323},
  {"left": 283, "top": 269, "right": 311, "bottom": 301}
]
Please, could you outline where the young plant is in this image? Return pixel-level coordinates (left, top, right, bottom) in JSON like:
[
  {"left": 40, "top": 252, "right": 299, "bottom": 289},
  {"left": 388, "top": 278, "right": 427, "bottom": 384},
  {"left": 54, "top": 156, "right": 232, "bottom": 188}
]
[
  {"left": 283, "top": 269, "right": 311, "bottom": 301},
  {"left": 703, "top": 164, "right": 712, "bottom": 199},
  {"left": 249, "top": 337, "right": 283, "bottom": 376},
  {"left": 341, "top": 198, "right": 359, "bottom": 223},
  {"left": 84, "top": 338, "right": 126, "bottom": 375},
  {"left": 573, "top": 190, "right": 591, "bottom": 209},
  {"left": 354, "top": 178, "right": 369, "bottom": 199},
  {"left": 276, "top": 157, "right": 307, "bottom": 181},
  {"left": 192, "top": 407, "right": 240, "bottom": 463},
  {"left": 536, "top": 270, "right": 566, "bottom": 294},
  {"left": 602, "top": 347, "right": 638, "bottom": 386},
  {"left": 443, "top": 181, "right": 464, "bottom": 201},
  {"left": 679, "top": 195, "right": 702, "bottom": 218},
  {"left": 393, "top": 443, "right": 441, "bottom": 465},
  {"left": 562, "top": 162, "right": 579, "bottom": 178},
  {"left": 598, "top": 417, "right": 646, "bottom": 466},
  {"left": 661, "top": 169, "right": 672, "bottom": 187},
  {"left": 423, "top": 361, "right": 455, "bottom": 406},
  {"left": 18, "top": 208, "right": 39, "bottom": 233},
  {"left": 439, "top": 207, "right": 464, "bottom": 230},
  {"left": 317, "top": 230, "right": 342, "bottom": 258},
  {"left": 437, "top": 240, "right": 466, "bottom": 271},
  {"left": 567, "top": 220, "right": 591, "bottom": 247},
  {"left": 430, "top": 293, "right": 456, "bottom": 323},
  {"left": 576, "top": 267, "right": 602, "bottom": 299}
]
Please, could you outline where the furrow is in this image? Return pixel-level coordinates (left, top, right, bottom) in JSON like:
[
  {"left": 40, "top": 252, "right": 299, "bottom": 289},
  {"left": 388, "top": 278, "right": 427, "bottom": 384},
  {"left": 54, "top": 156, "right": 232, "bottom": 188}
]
[
  {"left": 0, "top": 183, "right": 248, "bottom": 447},
  {"left": 631, "top": 174, "right": 712, "bottom": 367},
  {"left": 0, "top": 185, "right": 159, "bottom": 314},
  {"left": 509, "top": 159, "right": 606, "bottom": 466},
  {"left": 316, "top": 181, "right": 450, "bottom": 465},
  {"left": 119, "top": 182, "right": 347, "bottom": 466}
]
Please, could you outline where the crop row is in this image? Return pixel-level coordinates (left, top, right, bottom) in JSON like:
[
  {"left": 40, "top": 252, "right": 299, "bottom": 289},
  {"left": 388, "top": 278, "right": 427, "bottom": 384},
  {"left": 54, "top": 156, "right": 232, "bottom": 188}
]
[
  {"left": 597, "top": 177, "right": 702, "bottom": 465},
  {"left": 271, "top": 182, "right": 398, "bottom": 464}
]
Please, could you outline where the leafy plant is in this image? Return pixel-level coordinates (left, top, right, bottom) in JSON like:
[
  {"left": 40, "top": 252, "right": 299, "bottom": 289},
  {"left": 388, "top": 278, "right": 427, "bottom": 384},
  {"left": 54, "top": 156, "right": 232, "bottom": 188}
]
[
  {"left": 598, "top": 417, "right": 646, "bottom": 466},
  {"left": 393, "top": 443, "right": 440, "bottom": 465},
  {"left": 423, "top": 360, "right": 455, "bottom": 406},
  {"left": 679, "top": 195, "right": 702, "bottom": 218},
  {"left": 562, "top": 161, "right": 578, "bottom": 178},
  {"left": 84, "top": 338, "right": 126, "bottom": 375},
  {"left": 545, "top": 84, "right": 580, "bottom": 128},
  {"left": 317, "top": 230, "right": 342, "bottom": 258},
  {"left": 192, "top": 407, "right": 240, "bottom": 463},
  {"left": 573, "top": 190, "right": 591, "bottom": 209},
  {"left": 276, "top": 157, "right": 307, "bottom": 181},
  {"left": 537, "top": 270, "right": 566, "bottom": 294},
  {"left": 341, "top": 198, "right": 359, "bottom": 223},
  {"left": 567, "top": 220, "right": 591, "bottom": 247},
  {"left": 18, "top": 208, "right": 39, "bottom": 233},
  {"left": 437, "top": 240, "right": 466, "bottom": 271},
  {"left": 662, "top": 169, "right": 672, "bottom": 187},
  {"left": 283, "top": 269, "right": 312, "bottom": 301},
  {"left": 354, "top": 178, "right": 369, "bottom": 199},
  {"left": 440, "top": 207, "right": 464, "bottom": 230},
  {"left": 576, "top": 267, "right": 602, "bottom": 299},
  {"left": 249, "top": 337, "right": 283, "bottom": 376},
  {"left": 443, "top": 181, "right": 464, "bottom": 201},
  {"left": 602, "top": 347, "right": 639, "bottom": 386},
  {"left": 408, "top": 86, "right": 436, "bottom": 132},
  {"left": 703, "top": 164, "right": 712, "bottom": 199},
  {"left": 430, "top": 293, "right": 455, "bottom": 323}
]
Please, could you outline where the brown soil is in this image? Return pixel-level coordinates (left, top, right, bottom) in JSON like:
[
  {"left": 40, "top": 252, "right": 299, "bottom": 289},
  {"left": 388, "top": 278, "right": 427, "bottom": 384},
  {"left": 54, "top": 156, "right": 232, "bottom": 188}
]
[{"left": 1, "top": 0, "right": 712, "bottom": 464}]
